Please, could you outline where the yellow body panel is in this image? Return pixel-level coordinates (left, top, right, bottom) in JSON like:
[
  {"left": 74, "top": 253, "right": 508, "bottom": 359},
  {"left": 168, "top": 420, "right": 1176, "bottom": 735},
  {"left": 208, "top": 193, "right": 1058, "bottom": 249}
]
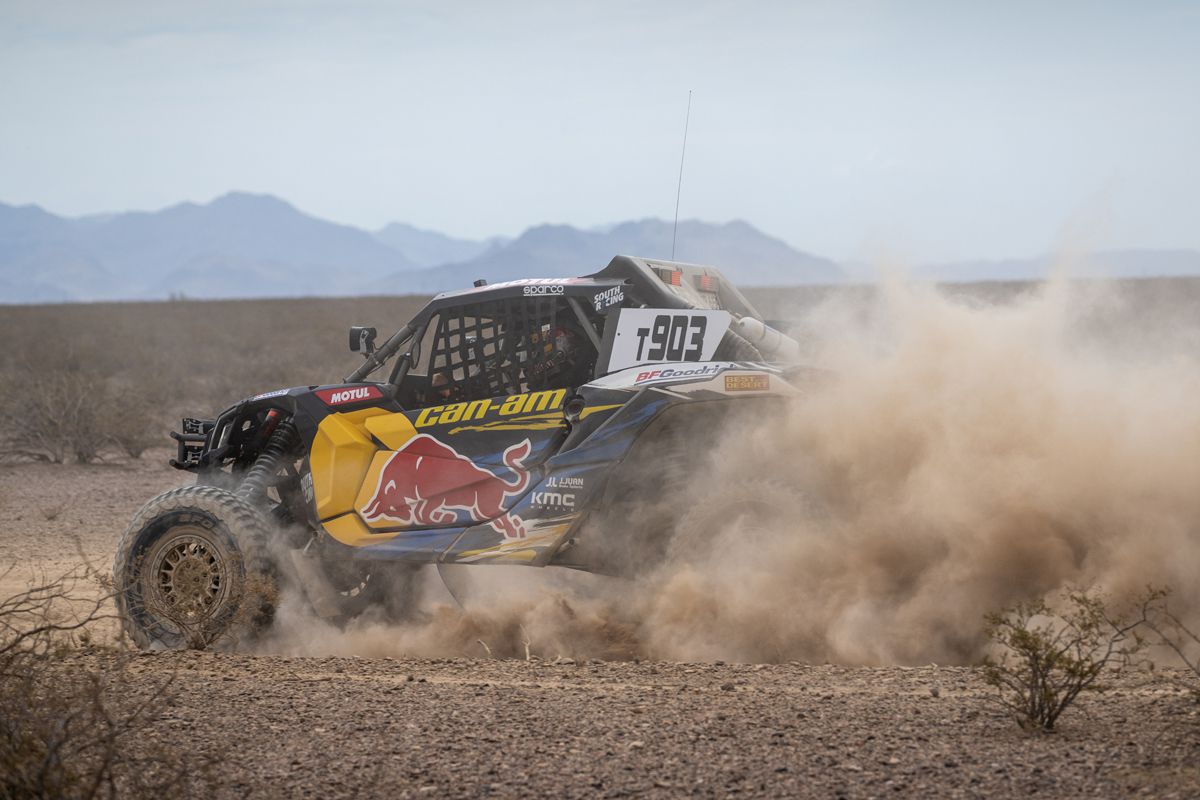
[
  {"left": 364, "top": 413, "right": 419, "bottom": 450},
  {"left": 322, "top": 512, "right": 399, "bottom": 547},
  {"left": 309, "top": 408, "right": 390, "bottom": 521}
]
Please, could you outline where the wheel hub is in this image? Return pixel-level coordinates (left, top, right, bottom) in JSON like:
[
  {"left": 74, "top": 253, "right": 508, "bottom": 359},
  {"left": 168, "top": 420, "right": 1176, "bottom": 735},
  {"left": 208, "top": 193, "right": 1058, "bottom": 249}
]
[{"left": 154, "top": 534, "right": 227, "bottom": 617}]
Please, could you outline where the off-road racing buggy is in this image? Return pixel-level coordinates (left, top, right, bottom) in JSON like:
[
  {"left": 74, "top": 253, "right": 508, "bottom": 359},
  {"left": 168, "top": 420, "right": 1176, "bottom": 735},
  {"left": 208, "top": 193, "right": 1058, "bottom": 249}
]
[{"left": 114, "top": 255, "right": 811, "bottom": 649}]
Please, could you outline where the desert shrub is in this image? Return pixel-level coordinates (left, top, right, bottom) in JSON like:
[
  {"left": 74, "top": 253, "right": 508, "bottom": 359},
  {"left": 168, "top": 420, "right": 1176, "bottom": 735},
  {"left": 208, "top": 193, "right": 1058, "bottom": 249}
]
[
  {"left": 983, "top": 589, "right": 1147, "bottom": 731},
  {"left": 98, "top": 375, "right": 170, "bottom": 459},
  {"left": 0, "top": 366, "right": 164, "bottom": 463},
  {"left": 1137, "top": 588, "right": 1200, "bottom": 699},
  {"left": 0, "top": 294, "right": 435, "bottom": 464},
  {"left": 0, "top": 367, "right": 106, "bottom": 462},
  {"left": 0, "top": 569, "right": 211, "bottom": 797}
]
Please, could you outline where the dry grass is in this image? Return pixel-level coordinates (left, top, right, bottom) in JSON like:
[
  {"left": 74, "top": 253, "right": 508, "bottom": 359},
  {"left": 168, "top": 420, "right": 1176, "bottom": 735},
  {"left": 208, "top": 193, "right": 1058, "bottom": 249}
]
[
  {"left": 0, "top": 295, "right": 429, "bottom": 464},
  {"left": 0, "top": 567, "right": 215, "bottom": 798}
]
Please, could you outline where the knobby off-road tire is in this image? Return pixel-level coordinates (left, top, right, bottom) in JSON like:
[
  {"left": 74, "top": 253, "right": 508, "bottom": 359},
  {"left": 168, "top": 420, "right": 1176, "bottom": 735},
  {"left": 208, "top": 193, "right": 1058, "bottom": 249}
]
[{"left": 114, "top": 485, "right": 276, "bottom": 650}]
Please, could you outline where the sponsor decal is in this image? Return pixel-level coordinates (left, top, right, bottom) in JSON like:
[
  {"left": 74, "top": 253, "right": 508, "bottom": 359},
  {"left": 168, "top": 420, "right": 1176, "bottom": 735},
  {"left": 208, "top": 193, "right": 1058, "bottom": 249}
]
[
  {"left": 487, "top": 278, "right": 579, "bottom": 290},
  {"left": 316, "top": 385, "right": 384, "bottom": 406},
  {"left": 524, "top": 285, "right": 565, "bottom": 296},
  {"left": 251, "top": 388, "right": 290, "bottom": 401},
  {"left": 415, "top": 388, "right": 567, "bottom": 429},
  {"left": 724, "top": 374, "right": 770, "bottom": 392},
  {"left": 531, "top": 491, "right": 576, "bottom": 510},
  {"left": 592, "top": 286, "right": 625, "bottom": 312},
  {"left": 634, "top": 364, "right": 724, "bottom": 385},
  {"left": 362, "top": 436, "right": 532, "bottom": 540},
  {"left": 546, "top": 475, "right": 584, "bottom": 489},
  {"left": 301, "top": 473, "right": 314, "bottom": 503}
]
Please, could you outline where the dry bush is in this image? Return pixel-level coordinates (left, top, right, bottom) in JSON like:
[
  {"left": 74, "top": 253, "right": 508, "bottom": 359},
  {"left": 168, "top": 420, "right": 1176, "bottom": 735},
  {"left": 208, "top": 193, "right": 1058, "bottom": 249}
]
[
  {"left": 0, "top": 568, "right": 212, "bottom": 798},
  {"left": 1137, "top": 588, "right": 1200, "bottom": 699},
  {"left": 0, "top": 365, "right": 168, "bottom": 464},
  {"left": 983, "top": 589, "right": 1147, "bottom": 731},
  {"left": 0, "top": 368, "right": 107, "bottom": 463},
  {"left": 0, "top": 295, "right": 431, "bottom": 465}
]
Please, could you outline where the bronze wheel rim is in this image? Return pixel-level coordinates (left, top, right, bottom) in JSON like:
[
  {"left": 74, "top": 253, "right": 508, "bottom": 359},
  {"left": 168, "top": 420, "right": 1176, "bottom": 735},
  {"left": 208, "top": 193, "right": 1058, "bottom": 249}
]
[{"left": 145, "top": 528, "right": 233, "bottom": 623}]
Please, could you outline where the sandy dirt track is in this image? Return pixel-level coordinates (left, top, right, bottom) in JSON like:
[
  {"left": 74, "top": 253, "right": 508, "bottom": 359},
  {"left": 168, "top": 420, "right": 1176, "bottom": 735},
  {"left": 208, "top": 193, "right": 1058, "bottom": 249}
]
[
  {"left": 50, "top": 651, "right": 1200, "bottom": 798},
  {"left": 3, "top": 457, "right": 1200, "bottom": 798}
]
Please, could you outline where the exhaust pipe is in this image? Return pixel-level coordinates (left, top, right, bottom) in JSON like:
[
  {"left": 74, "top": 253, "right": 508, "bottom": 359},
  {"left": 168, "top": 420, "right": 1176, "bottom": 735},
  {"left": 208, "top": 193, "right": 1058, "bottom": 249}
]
[{"left": 732, "top": 317, "right": 801, "bottom": 362}]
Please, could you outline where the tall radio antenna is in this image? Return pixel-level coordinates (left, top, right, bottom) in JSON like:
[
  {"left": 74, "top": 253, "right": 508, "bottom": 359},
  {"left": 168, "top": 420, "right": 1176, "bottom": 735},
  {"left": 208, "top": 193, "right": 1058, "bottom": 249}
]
[{"left": 671, "top": 90, "right": 692, "bottom": 261}]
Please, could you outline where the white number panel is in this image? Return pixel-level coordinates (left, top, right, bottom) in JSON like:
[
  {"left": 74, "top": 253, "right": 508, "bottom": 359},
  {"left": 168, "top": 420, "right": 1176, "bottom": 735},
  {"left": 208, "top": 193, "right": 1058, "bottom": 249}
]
[{"left": 605, "top": 308, "right": 731, "bottom": 372}]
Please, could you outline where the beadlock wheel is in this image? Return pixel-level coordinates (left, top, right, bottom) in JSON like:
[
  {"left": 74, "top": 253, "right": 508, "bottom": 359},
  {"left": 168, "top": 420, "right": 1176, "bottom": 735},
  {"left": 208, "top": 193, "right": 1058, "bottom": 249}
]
[
  {"left": 114, "top": 485, "right": 275, "bottom": 650},
  {"left": 143, "top": 527, "right": 233, "bottom": 625}
]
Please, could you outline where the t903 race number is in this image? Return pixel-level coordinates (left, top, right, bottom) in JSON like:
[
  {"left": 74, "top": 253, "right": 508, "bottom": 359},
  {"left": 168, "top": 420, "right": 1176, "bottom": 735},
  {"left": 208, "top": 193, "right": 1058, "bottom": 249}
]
[
  {"left": 605, "top": 308, "right": 732, "bottom": 372},
  {"left": 635, "top": 314, "right": 707, "bottom": 361}
]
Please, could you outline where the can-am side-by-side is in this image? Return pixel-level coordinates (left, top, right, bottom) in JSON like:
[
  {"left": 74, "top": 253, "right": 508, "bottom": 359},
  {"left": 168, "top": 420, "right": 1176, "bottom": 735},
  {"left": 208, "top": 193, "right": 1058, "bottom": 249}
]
[{"left": 114, "top": 255, "right": 811, "bottom": 648}]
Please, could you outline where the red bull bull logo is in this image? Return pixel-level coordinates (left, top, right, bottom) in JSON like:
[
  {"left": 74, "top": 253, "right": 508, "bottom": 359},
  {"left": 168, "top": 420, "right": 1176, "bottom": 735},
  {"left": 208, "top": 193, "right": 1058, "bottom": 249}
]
[{"left": 361, "top": 435, "right": 532, "bottom": 539}]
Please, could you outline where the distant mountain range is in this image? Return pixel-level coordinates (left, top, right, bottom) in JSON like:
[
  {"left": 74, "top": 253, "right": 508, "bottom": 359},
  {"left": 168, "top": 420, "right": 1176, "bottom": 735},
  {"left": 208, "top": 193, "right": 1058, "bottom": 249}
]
[
  {"left": 1, "top": 191, "right": 1198, "bottom": 303},
  {"left": 372, "top": 218, "right": 844, "bottom": 294},
  {"left": 0, "top": 193, "right": 415, "bottom": 302},
  {"left": 373, "top": 222, "right": 507, "bottom": 269}
]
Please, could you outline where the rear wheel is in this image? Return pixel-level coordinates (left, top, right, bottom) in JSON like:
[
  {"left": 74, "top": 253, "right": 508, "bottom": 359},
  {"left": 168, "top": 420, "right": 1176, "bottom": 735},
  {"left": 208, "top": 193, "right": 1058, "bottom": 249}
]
[
  {"left": 114, "top": 486, "right": 276, "bottom": 650},
  {"left": 313, "top": 557, "right": 422, "bottom": 623}
]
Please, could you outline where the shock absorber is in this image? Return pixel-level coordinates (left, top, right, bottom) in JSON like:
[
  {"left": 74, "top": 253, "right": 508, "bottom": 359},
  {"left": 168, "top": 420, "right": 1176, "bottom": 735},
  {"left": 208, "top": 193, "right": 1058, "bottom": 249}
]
[{"left": 237, "top": 413, "right": 299, "bottom": 502}]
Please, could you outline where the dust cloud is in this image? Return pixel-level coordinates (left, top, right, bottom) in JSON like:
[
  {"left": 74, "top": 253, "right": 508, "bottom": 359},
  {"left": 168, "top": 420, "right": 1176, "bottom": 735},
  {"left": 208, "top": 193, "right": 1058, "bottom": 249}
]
[{"left": 259, "top": 277, "right": 1200, "bottom": 666}]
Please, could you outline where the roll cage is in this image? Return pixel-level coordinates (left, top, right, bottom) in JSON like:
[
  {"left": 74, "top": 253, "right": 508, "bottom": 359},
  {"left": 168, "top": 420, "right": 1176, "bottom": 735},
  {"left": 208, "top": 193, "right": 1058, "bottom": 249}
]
[{"left": 346, "top": 255, "right": 765, "bottom": 401}]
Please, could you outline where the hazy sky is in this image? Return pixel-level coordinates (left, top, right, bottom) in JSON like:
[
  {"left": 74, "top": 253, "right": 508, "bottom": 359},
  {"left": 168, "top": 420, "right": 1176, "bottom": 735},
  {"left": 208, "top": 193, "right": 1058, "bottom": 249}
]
[{"left": 2, "top": 0, "right": 1198, "bottom": 262}]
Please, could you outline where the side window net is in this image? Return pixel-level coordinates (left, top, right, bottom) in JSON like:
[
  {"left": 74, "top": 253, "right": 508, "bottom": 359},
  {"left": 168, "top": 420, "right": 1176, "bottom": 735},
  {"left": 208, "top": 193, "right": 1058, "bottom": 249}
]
[{"left": 428, "top": 297, "right": 563, "bottom": 400}]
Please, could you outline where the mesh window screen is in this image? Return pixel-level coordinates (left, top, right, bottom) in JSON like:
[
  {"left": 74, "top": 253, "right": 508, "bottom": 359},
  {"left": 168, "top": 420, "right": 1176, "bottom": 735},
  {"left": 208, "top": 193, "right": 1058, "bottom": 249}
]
[{"left": 428, "top": 297, "right": 563, "bottom": 400}]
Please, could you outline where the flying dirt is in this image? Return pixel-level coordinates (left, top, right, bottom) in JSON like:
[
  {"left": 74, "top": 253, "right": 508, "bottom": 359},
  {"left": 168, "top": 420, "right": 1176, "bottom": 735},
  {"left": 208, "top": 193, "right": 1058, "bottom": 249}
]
[
  {"left": 255, "top": 274, "right": 1200, "bottom": 666},
  {"left": 4, "top": 271, "right": 1199, "bottom": 799}
]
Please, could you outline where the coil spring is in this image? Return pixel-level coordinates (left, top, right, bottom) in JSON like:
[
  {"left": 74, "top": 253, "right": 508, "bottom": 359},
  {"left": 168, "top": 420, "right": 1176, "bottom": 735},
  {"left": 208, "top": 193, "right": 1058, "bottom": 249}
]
[{"left": 237, "top": 418, "right": 299, "bottom": 502}]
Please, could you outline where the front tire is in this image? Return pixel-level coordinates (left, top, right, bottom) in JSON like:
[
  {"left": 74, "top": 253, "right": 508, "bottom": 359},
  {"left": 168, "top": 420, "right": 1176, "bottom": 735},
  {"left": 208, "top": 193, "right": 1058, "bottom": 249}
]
[{"left": 114, "top": 485, "right": 276, "bottom": 650}]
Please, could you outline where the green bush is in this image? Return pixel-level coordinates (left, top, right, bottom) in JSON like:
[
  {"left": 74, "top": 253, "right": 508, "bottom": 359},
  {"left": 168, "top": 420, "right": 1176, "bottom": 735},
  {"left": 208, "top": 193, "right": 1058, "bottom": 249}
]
[{"left": 983, "top": 589, "right": 1146, "bottom": 731}]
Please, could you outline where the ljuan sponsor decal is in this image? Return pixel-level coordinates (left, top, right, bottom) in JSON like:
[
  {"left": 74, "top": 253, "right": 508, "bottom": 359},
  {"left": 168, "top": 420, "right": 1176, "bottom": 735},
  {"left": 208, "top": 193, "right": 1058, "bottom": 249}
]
[
  {"left": 361, "top": 436, "right": 532, "bottom": 540},
  {"left": 546, "top": 475, "right": 584, "bottom": 489}
]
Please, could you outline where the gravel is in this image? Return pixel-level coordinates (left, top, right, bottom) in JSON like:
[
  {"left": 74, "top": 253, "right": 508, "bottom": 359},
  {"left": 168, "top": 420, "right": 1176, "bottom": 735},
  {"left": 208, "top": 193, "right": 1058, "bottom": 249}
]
[{"left": 5, "top": 456, "right": 1200, "bottom": 797}]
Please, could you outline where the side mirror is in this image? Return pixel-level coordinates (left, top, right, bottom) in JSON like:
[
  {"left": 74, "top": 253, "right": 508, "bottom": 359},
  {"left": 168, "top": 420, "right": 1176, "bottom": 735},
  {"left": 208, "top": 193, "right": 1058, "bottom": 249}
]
[{"left": 349, "top": 326, "right": 377, "bottom": 356}]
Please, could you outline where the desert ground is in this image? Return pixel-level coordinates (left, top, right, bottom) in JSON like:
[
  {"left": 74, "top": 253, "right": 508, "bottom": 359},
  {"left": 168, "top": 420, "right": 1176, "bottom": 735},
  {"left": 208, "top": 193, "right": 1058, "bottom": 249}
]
[
  {"left": 3, "top": 279, "right": 1200, "bottom": 797},
  {"left": 3, "top": 458, "right": 1199, "bottom": 798}
]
